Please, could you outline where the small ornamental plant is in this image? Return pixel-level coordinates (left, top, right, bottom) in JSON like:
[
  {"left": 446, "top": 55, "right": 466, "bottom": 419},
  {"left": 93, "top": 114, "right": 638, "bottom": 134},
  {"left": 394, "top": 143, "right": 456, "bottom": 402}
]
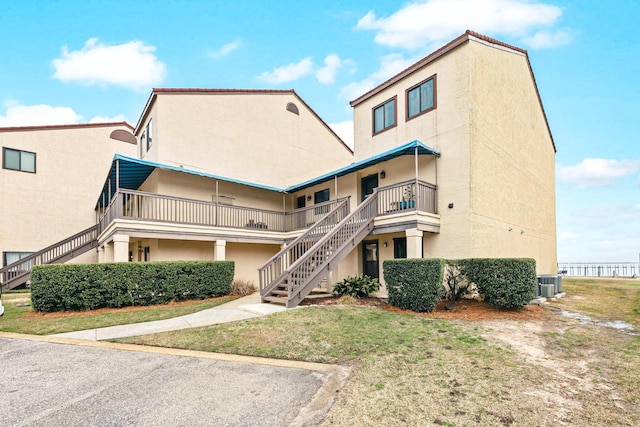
[{"left": 332, "top": 274, "right": 381, "bottom": 298}]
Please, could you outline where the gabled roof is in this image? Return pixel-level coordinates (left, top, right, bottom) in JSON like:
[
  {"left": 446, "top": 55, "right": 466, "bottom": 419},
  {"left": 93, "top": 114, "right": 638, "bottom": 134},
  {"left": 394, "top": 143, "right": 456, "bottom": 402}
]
[
  {"left": 0, "top": 121, "right": 134, "bottom": 133},
  {"left": 285, "top": 140, "right": 440, "bottom": 193},
  {"left": 349, "top": 30, "right": 556, "bottom": 152},
  {"left": 95, "top": 140, "right": 439, "bottom": 208},
  {"left": 134, "top": 88, "right": 353, "bottom": 154}
]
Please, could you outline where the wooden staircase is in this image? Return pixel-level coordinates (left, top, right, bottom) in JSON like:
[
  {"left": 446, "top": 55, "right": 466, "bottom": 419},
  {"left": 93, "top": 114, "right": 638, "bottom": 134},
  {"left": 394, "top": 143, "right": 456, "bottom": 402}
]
[
  {"left": 259, "top": 191, "right": 379, "bottom": 307},
  {"left": 0, "top": 225, "right": 99, "bottom": 290}
]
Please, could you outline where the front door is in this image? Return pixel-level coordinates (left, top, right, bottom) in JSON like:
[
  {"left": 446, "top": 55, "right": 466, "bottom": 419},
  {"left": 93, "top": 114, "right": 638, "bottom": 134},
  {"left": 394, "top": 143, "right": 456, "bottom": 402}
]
[
  {"left": 361, "top": 174, "right": 379, "bottom": 201},
  {"left": 362, "top": 240, "right": 379, "bottom": 279}
]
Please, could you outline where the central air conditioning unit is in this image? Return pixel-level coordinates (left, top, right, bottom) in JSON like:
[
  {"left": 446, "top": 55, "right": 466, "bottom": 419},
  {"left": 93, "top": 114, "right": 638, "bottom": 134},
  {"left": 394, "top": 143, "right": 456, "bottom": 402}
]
[{"left": 540, "top": 284, "right": 555, "bottom": 298}]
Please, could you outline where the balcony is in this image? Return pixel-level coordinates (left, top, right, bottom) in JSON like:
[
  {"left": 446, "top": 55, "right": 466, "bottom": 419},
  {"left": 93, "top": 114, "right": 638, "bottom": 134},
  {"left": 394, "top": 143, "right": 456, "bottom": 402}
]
[
  {"left": 97, "top": 179, "right": 439, "bottom": 243},
  {"left": 97, "top": 189, "right": 348, "bottom": 238}
]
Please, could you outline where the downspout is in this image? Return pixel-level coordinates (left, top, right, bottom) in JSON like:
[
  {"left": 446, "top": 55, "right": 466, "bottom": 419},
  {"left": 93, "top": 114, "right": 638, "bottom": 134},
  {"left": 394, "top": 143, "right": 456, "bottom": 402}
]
[
  {"left": 334, "top": 175, "right": 338, "bottom": 200},
  {"left": 215, "top": 180, "right": 219, "bottom": 226},
  {"left": 414, "top": 146, "right": 419, "bottom": 209},
  {"left": 435, "top": 155, "right": 438, "bottom": 214},
  {"left": 115, "top": 159, "right": 121, "bottom": 218}
]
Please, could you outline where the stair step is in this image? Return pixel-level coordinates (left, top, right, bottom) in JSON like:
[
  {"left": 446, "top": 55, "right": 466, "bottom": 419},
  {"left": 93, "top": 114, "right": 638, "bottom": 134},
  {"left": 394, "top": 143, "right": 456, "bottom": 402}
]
[
  {"left": 271, "top": 289, "right": 288, "bottom": 296},
  {"left": 263, "top": 295, "right": 288, "bottom": 305}
]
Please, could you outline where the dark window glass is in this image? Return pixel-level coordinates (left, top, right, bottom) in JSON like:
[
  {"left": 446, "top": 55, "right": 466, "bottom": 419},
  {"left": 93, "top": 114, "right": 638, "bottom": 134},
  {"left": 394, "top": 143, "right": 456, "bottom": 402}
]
[
  {"left": 3, "top": 147, "right": 36, "bottom": 173},
  {"left": 373, "top": 98, "right": 395, "bottom": 134},
  {"left": 407, "top": 77, "right": 435, "bottom": 119},
  {"left": 393, "top": 238, "right": 407, "bottom": 259}
]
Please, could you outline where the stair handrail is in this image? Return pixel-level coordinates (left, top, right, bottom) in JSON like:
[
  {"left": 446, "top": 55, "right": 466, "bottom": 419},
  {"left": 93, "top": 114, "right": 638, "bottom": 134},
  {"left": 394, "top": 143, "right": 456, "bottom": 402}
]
[
  {"left": 258, "top": 197, "right": 350, "bottom": 294},
  {"left": 284, "top": 190, "right": 379, "bottom": 301},
  {"left": 0, "top": 224, "right": 99, "bottom": 288}
]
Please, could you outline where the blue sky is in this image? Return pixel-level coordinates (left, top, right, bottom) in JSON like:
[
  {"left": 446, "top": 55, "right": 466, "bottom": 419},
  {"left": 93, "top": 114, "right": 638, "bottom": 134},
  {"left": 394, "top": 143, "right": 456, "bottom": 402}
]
[{"left": 1, "top": 0, "right": 638, "bottom": 263}]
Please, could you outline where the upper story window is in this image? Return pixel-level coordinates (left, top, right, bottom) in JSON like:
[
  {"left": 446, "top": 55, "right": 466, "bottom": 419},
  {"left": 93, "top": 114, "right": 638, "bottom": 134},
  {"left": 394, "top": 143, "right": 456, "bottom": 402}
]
[
  {"left": 146, "top": 119, "right": 153, "bottom": 151},
  {"left": 139, "top": 119, "right": 153, "bottom": 158},
  {"left": 3, "top": 147, "right": 36, "bottom": 173},
  {"left": 406, "top": 75, "right": 436, "bottom": 120},
  {"left": 373, "top": 97, "right": 396, "bottom": 135}
]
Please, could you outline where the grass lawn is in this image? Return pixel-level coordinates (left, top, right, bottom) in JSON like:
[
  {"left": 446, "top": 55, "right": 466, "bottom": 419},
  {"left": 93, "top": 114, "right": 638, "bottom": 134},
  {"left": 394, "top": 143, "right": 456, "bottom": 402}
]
[
  {"left": 3, "top": 278, "right": 638, "bottom": 425},
  {"left": 552, "top": 277, "right": 640, "bottom": 327},
  {"left": 0, "top": 291, "right": 238, "bottom": 335},
  {"left": 116, "top": 277, "right": 640, "bottom": 426}
]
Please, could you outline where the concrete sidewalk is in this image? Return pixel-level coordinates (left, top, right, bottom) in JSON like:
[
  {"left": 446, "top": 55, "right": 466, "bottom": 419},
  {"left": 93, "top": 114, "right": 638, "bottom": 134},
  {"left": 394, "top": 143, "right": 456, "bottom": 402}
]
[{"left": 53, "top": 292, "right": 288, "bottom": 341}]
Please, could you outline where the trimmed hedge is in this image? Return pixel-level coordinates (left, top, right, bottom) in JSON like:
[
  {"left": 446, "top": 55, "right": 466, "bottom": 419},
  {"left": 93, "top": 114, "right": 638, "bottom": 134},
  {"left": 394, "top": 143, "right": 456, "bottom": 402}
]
[
  {"left": 383, "top": 258, "right": 445, "bottom": 312},
  {"left": 457, "top": 258, "right": 536, "bottom": 309},
  {"left": 30, "top": 261, "right": 234, "bottom": 312}
]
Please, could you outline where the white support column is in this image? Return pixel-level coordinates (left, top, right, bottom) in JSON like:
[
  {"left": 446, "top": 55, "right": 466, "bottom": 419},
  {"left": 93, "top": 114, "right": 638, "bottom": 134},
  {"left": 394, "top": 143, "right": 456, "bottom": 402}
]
[
  {"left": 113, "top": 234, "right": 130, "bottom": 263},
  {"left": 104, "top": 242, "right": 114, "bottom": 263},
  {"left": 214, "top": 240, "right": 227, "bottom": 261},
  {"left": 405, "top": 228, "right": 424, "bottom": 259}
]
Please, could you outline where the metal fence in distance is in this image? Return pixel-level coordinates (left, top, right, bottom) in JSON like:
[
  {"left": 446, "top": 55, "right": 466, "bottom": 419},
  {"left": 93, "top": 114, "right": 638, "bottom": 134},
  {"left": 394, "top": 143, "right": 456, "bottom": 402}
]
[{"left": 557, "top": 263, "right": 639, "bottom": 278}]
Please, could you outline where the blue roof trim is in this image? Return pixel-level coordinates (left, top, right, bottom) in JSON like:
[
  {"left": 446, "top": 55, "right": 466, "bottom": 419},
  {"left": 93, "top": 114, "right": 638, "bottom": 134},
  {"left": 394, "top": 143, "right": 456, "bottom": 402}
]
[
  {"left": 285, "top": 140, "right": 439, "bottom": 193},
  {"left": 96, "top": 141, "right": 439, "bottom": 208},
  {"left": 96, "top": 154, "right": 284, "bottom": 208}
]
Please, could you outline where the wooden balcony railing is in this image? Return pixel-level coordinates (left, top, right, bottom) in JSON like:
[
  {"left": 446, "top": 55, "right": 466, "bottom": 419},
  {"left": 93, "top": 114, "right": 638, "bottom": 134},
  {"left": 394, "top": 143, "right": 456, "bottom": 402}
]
[
  {"left": 98, "top": 189, "right": 347, "bottom": 234},
  {"left": 376, "top": 179, "right": 437, "bottom": 216}
]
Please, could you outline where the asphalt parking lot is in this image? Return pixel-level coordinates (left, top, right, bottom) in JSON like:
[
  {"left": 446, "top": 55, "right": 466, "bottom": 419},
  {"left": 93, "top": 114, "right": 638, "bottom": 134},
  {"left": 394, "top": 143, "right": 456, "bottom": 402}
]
[{"left": 0, "top": 334, "right": 349, "bottom": 426}]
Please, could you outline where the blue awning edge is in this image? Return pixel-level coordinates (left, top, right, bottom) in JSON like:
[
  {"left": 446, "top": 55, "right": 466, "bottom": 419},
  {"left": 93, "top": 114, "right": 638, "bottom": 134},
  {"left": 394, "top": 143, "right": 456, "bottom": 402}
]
[
  {"left": 285, "top": 140, "right": 439, "bottom": 193},
  {"left": 95, "top": 154, "right": 285, "bottom": 209},
  {"left": 95, "top": 140, "right": 439, "bottom": 209}
]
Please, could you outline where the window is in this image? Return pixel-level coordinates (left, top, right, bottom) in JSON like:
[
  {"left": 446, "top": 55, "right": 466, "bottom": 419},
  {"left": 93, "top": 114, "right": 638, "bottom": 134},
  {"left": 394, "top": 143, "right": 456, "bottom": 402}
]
[
  {"left": 3, "top": 147, "right": 36, "bottom": 173},
  {"left": 3, "top": 251, "right": 33, "bottom": 267},
  {"left": 406, "top": 75, "right": 436, "bottom": 120},
  {"left": 314, "top": 188, "right": 330, "bottom": 214},
  {"left": 393, "top": 238, "right": 407, "bottom": 259},
  {"left": 146, "top": 119, "right": 153, "bottom": 151},
  {"left": 286, "top": 102, "right": 299, "bottom": 115},
  {"left": 372, "top": 97, "right": 396, "bottom": 134},
  {"left": 139, "top": 119, "right": 153, "bottom": 157},
  {"left": 139, "top": 131, "right": 146, "bottom": 157}
]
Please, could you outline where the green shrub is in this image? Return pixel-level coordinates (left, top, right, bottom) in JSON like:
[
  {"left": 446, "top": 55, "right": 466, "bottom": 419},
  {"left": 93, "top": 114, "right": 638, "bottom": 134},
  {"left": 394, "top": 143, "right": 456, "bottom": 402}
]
[
  {"left": 30, "top": 261, "right": 234, "bottom": 312},
  {"left": 332, "top": 274, "right": 380, "bottom": 298},
  {"left": 456, "top": 258, "right": 536, "bottom": 309},
  {"left": 383, "top": 259, "right": 445, "bottom": 312}
]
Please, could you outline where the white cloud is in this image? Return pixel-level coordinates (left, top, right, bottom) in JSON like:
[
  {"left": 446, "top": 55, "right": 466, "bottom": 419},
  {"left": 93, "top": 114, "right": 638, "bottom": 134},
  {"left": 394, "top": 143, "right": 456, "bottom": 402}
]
[
  {"left": 89, "top": 114, "right": 127, "bottom": 124},
  {"left": 557, "top": 231, "right": 578, "bottom": 242},
  {"left": 356, "top": 0, "right": 569, "bottom": 50},
  {"left": 0, "top": 102, "right": 82, "bottom": 127},
  {"left": 557, "top": 204, "right": 640, "bottom": 262},
  {"left": 208, "top": 41, "right": 241, "bottom": 59},
  {"left": 339, "top": 53, "right": 416, "bottom": 101},
  {"left": 522, "top": 29, "right": 572, "bottom": 49},
  {"left": 52, "top": 38, "right": 166, "bottom": 90},
  {"left": 257, "top": 57, "right": 313, "bottom": 84},
  {"left": 316, "top": 54, "right": 344, "bottom": 84},
  {"left": 558, "top": 158, "right": 640, "bottom": 187},
  {"left": 329, "top": 120, "right": 354, "bottom": 148}
]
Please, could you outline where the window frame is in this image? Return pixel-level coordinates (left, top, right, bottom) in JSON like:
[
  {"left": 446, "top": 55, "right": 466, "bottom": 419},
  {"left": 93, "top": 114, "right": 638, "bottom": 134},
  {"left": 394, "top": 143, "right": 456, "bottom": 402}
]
[
  {"left": 405, "top": 74, "right": 437, "bottom": 121},
  {"left": 314, "top": 188, "right": 330, "bottom": 214},
  {"left": 2, "top": 147, "right": 36, "bottom": 173},
  {"left": 146, "top": 119, "right": 153, "bottom": 151},
  {"left": 372, "top": 96, "right": 397, "bottom": 135}
]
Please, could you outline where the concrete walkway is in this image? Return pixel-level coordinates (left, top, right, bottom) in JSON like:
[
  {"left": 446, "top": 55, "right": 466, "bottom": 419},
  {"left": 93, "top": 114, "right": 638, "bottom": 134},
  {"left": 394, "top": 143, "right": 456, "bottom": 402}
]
[{"left": 53, "top": 292, "right": 289, "bottom": 341}]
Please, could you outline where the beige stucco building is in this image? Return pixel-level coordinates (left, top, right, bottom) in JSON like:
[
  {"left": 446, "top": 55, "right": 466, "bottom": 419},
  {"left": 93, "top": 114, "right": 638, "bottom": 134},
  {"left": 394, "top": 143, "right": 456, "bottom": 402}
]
[
  {"left": 1, "top": 31, "right": 557, "bottom": 307},
  {"left": 0, "top": 123, "right": 136, "bottom": 268}
]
